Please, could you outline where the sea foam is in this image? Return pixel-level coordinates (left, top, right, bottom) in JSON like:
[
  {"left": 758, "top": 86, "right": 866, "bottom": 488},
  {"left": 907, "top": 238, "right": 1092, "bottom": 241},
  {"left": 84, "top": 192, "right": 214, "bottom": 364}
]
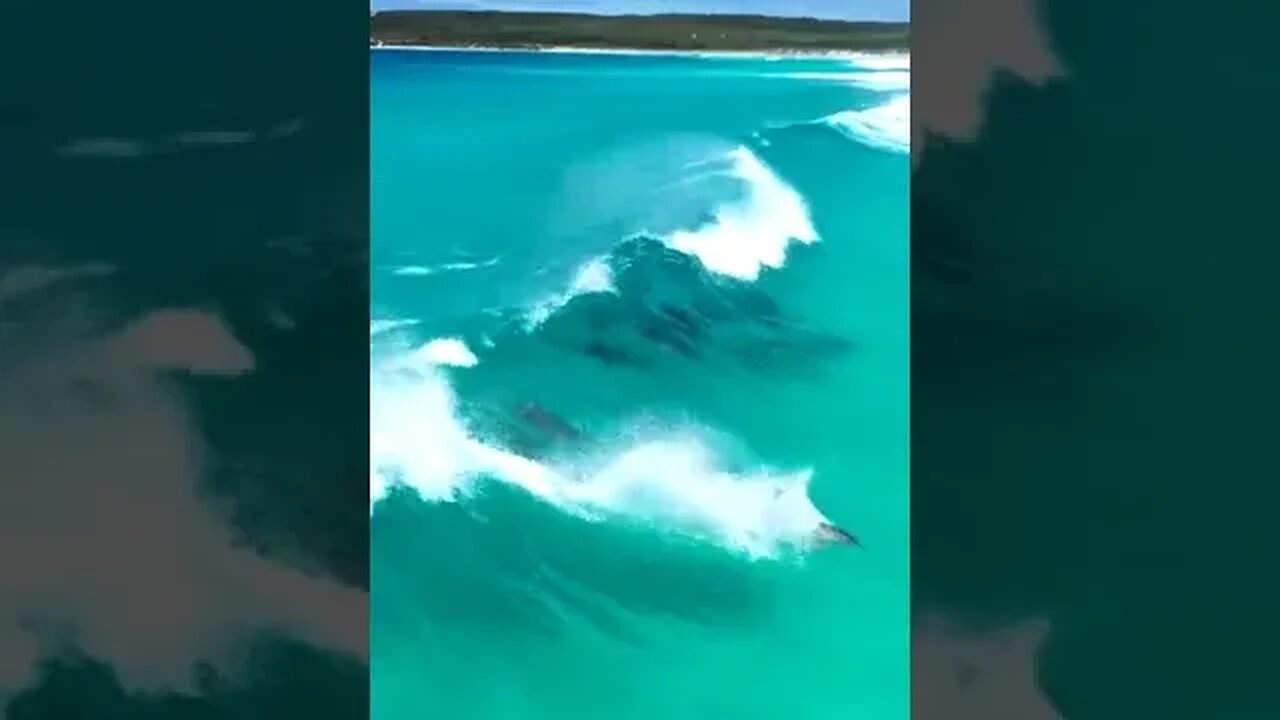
[
  {"left": 370, "top": 318, "right": 420, "bottom": 336},
  {"left": 782, "top": 70, "right": 910, "bottom": 92},
  {"left": 823, "top": 94, "right": 910, "bottom": 155},
  {"left": 661, "top": 146, "right": 818, "bottom": 282},
  {"left": 391, "top": 257, "right": 500, "bottom": 277},
  {"left": 525, "top": 256, "right": 617, "bottom": 328},
  {"left": 411, "top": 337, "right": 479, "bottom": 368},
  {"left": 842, "top": 53, "right": 911, "bottom": 72}
]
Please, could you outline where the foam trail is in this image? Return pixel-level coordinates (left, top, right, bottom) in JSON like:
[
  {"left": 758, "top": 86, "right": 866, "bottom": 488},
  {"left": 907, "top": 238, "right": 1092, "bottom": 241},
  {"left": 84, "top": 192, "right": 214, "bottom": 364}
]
[
  {"left": 370, "top": 318, "right": 419, "bottom": 336},
  {"left": 526, "top": 257, "right": 616, "bottom": 328},
  {"left": 663, "top": 146, "right": 818, "bottom": 281},
  {"left": 558, "top": 440, "right": 828, "bottom": 559},
  {"left": 391, "top": 266, "right": 436, "bottom": 276},
  {"left": 369, "top": 343, "right": 830, "bottom": 558},
  {"left": 391, "top": 257, "right": 500, "bottom": 277},
  {"left": 824, "top": 94, "right": 910, "bottom": 155}
]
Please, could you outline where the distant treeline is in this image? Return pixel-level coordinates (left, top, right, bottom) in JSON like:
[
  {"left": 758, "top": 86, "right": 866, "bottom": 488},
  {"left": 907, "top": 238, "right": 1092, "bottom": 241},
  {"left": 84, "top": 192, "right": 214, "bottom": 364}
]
[{"left": 370, "top": 11, "right": 909, "bottom": 52}]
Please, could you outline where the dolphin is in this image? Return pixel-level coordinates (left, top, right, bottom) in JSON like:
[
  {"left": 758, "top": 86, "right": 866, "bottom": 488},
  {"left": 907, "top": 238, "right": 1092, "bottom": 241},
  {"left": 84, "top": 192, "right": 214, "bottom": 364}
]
[
  {"left": 814, "top": 522, "right": 862, "bottom": 548},
  {"left": 639, "top": 318, "right": 700, "bottom": 358},
  {"left": 768, "top": 486, "right": 862, "bottom": 549},
  {"left": 517, "top": 402, "right": 581, "bottom": 442},
  {"left": 656, "top": 303, "right": 705, "bottom": 336},
  {"left": 581, "top": 341, "right": 650, "bottom": 368}
]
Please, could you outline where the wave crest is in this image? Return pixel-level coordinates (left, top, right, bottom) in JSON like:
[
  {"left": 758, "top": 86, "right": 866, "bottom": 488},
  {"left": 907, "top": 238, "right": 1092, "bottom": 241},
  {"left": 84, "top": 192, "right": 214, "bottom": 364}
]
[
  {"left": 526, "top": 257, "right": 617, "bottom": 329},
  {"left": 660, "top": 146, "right": 818, "bottom": 281}
]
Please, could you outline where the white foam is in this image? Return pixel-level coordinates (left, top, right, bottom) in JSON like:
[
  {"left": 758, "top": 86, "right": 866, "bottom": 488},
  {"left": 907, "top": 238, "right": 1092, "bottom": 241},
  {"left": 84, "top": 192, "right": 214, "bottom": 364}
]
[
  {"left": 558, "top": 440, "right": 828, "bottom": 559},
  {"left": 369, "top": 344, "right": 830, "bottom": 558},
  {"left": 842, "top": 53, "right": 911, "bottom": 72},
  {"left": 662, "top": 146, "right": 818, "bottom": 281},
  {"left": 390, "top": 266, "right": 435, "bottom": 276},
  {"left": 370, "top": 358, "right": 478, "bottom": 507},
  {"left": 391, "top": 257, "right": 500, "bottom": 277},
  {"left": 370, "top": 318, "right": 420, "bottom": 336},
  {"left": 782, "top": 70, "right": 910, "bottom": 92},
  {"left": 369, "top": 337, "right": 495, "bottom": 507},
  {"left": 824, "top": 94, "right": 910, "bottom": 154},
  {"left": 410, "top": 337, "right": 479, "bottom": 368},
  {"left": 525, "top": 257, "right": 616, "bottom": 328}
]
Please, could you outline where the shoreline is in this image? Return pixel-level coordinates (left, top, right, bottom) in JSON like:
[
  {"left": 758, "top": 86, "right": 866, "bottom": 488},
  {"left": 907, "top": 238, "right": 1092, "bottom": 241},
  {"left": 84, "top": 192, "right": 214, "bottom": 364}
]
[{"left": 369, "top": 43, "right": 908, "bottom": 63}]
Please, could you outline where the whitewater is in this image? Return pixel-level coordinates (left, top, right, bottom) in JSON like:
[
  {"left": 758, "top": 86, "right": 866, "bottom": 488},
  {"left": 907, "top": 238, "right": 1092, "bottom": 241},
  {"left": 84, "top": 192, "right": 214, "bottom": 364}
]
[{"left": 371, "top": 48, "right": 909, "bottom": 720}]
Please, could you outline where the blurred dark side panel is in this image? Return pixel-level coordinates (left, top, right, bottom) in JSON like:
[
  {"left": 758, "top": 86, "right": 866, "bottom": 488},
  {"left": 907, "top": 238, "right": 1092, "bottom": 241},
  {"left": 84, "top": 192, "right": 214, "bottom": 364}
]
[
  {"left": 912, "top": 1, "right": 1276, "bottom": 718},
  {"left": 0, "top": 1, "right": 369, "bottom": 717}
]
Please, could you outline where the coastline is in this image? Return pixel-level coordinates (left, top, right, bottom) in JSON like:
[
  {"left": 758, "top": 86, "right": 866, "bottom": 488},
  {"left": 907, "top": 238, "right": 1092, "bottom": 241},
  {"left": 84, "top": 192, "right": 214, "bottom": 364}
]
[{"left": 369, "top": 43, "right": 908, "bottom": 63}]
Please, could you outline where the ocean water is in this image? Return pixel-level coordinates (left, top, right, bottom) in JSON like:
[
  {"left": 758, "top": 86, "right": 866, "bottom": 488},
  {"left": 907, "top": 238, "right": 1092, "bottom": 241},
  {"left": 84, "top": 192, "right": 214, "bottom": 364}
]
[{"left": 371, "top": 48, "right": 909, "bottom": 720}]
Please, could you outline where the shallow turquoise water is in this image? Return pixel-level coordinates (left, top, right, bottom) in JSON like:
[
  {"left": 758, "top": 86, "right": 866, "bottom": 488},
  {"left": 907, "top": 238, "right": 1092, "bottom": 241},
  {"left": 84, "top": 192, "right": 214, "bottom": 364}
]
[{"left": 371, "top": 48, "right": 908, "bottom": 720}]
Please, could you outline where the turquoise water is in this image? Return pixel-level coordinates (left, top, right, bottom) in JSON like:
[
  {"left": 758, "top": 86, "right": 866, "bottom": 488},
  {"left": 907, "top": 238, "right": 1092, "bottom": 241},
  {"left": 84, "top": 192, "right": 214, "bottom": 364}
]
[{"left": 371, "top": 48, "right": 909, "bottom": 720}]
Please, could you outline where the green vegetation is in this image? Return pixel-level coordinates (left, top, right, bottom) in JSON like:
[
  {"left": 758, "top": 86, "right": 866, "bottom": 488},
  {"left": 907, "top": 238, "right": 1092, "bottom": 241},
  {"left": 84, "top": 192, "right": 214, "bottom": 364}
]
[{"left": 370, "top": 11, "right": 908, "bottom": 52}]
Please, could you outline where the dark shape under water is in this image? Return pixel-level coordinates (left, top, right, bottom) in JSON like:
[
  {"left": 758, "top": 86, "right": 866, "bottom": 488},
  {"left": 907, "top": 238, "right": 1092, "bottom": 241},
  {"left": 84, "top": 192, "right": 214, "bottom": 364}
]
[
  {"left": 639, "top": 323, "right": 699, "bottom": 358},
  {"left": 581, "top": 340, "right": 650, "bottom": 368},
  {"left": 755, "top": 331, "right": 855, "bottom": 356},
  {"left": 732, "top": 328, "right": 857, "bottom": 377},
  {"left": 733, "top": 289, "right": 785, "bottom": 326},
  {"left": 517, "top": 401, "right": 581, "bottom": 441},
  {"left": 656, "top": 302, "right": 705, "bottom": 337},
  {"left": 802, "top": 330, "right": 857, "bottom": 355}
]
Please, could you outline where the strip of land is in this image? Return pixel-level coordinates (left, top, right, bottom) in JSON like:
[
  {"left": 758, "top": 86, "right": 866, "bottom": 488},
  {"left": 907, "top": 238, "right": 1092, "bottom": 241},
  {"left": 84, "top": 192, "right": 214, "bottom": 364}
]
[{"left": 370, "top": 11, "right": 908, "bottom": 53}]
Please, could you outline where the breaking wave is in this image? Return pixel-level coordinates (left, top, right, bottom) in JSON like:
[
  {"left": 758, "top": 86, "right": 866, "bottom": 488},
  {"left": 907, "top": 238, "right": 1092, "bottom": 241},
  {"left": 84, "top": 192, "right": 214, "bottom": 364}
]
[
  {"left": 409, "top": 337, "right": 479, "bottom": 368},
  {"left": 658, "top": 145, "right": 818, "bottom": 281},
  {"left": 775, "top": 53, "right": 910, "bottom": 154},
  {"left": 822, "top": 94, "right": 910, "bottom": 154},
  {"left": 526, "top": 257, "right": 617, "bottom": 329},
  {"left": 517, "top": 143, "right": 816, "bottom": 330},
  {"left": 369, "top": 338, "right": 831, "bottom": 559}
]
